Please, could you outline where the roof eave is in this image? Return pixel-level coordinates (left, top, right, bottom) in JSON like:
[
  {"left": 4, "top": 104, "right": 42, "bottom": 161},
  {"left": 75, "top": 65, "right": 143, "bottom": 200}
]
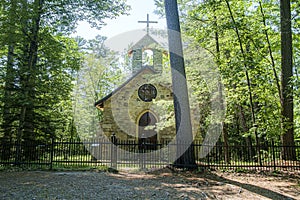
[{"left": 94, "top": 66, "right": 156, "bottom": 108}]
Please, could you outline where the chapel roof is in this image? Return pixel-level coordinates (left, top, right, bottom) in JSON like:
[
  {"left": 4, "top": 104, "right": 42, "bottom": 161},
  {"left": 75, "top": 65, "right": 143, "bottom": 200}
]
[{"left": 94, "top": 66, "right": 156, "bottom": 109}]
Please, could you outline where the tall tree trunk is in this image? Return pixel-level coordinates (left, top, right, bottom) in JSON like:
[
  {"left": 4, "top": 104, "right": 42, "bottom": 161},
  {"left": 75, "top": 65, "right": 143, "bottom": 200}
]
[
  {"left": 280, "top": 0, "right": 296, "bottom": 160},
  {"left": 18, "top": 0, "right": 44, "bottom": 160},
  {"left": 1, "top": 45, "right": 15, "bottom": 160},
  {"left": 259, "top": 1, "right": 281, "bottom": 101},
  {"left": 1, "top": 0, "right": 18, "bottom": 161},
  {"left": 165, "top": 0, "right": 197, "bottom": 169},
  {"left": 238, "top": 104, "right": 254, "bottom": 160},
  {"left": 213, "top": 10, "right": 230, "bottom": 164},
  {"left": 225, "top": 0, "right": 261, "bottom": 165}
]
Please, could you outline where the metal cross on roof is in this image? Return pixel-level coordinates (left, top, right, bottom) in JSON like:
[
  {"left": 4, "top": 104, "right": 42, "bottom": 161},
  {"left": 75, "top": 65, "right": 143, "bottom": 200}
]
[{"left": 138, "top": 14, "right": 158, "bottom": 34}]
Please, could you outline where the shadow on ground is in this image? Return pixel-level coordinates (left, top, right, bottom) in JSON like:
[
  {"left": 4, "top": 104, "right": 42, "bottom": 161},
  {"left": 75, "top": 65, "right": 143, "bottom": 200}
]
[{"left": 110, "top": 168, "right": 299, "bottom": 199}]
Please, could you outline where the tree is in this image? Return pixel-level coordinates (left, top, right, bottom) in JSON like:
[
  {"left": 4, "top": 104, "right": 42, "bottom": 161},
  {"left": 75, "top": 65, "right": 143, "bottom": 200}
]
[
  {"left": 154, "top": 0, "right": 299, "bottom": 163},
  {"left": 164, "top": 0, "right": 197, "bottom": 169},
  {"left": 73, "top": 36, "right": 124, "bottom": 139},
  {"left": 0, "top": 0, "right": 129, "bottom": 160},
  {"left": 280, "top": 0, "right": 296, "bottom": 160}
]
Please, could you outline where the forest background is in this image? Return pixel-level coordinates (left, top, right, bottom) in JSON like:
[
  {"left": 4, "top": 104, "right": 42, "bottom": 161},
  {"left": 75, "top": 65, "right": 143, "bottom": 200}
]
[{"left": 0, "top": 0, "right": 299, "bottom": 161}]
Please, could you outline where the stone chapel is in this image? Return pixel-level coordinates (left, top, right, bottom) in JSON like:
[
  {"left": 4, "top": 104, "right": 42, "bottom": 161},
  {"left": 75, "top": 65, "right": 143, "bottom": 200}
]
[{"left": 94, "top": 16, "right": 177, "bottom": 145}]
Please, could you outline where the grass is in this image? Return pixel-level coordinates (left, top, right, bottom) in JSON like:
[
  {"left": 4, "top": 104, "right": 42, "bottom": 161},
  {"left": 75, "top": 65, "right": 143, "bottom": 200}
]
[
  {"left": 0, "top": 163, "right": 110, "bottom": 172},
  {"left": 0, "top": 164, "right": 50, "bottom": 172}
]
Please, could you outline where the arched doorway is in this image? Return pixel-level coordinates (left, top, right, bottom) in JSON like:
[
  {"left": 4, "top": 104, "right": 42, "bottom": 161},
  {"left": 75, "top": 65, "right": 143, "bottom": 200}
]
[{"left": 138, "top": 111, "right": 157, "bottom": 150}]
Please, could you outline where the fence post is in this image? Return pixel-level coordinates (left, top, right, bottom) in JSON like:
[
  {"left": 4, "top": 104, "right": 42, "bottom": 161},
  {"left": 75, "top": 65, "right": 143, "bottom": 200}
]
[
  {"left": 272, "top": 140, "right": 276, "bottom": 171},
  {"left": 139, "top": 140, "right": 145, "bottom": 169},
  {"left": 207, "top": 144, "right": 210, "bottom": 169},
  {"left": 50, "top": 136, "right": 54, "bottom": 170},
  {"left": 14, "top": 139, "right": 23, "bottom": 166},
  {"left": 111, "top": 133, "right": 117, "bottom": 169}
]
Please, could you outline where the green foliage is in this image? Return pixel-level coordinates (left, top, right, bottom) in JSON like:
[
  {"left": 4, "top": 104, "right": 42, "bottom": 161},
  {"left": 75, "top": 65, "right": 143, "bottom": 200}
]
[
  {"left": 73, "top": 36, "right": 125, "bottom": 139},
  {"left": 42, "top": 0, "right": 130, "bottom": 34},
  {"left": 164, "top": 0, "right": 300, "bottom": 145},
  {"left": 0, "top": 0, "right": 129, "bottom": 146}
]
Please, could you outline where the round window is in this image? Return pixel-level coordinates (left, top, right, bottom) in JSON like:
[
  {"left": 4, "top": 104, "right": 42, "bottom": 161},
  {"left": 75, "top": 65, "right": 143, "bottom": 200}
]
[{"left": 138, "top": 84, "right": 157, "bottom": 102}]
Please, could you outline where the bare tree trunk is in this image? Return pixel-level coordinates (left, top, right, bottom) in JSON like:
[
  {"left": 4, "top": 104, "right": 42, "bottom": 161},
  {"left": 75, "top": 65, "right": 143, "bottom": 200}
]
[
  {"left": 165, "top": 0, "right": 196, "bottom": 169},
  {"left": 280, "top": 0, "right": 296, "bottom": 160}
]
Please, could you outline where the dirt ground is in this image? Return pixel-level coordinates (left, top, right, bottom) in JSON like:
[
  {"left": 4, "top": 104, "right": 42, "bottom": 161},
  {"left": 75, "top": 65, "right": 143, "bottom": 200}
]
[{"left": 0, "top": 168, "right": 299, "bottom": 200}]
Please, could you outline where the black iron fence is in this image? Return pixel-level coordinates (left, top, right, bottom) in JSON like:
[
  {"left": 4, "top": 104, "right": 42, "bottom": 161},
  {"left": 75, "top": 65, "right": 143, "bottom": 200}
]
[{"left": 0, "top": 137, "right": 299, "bottom": 171}]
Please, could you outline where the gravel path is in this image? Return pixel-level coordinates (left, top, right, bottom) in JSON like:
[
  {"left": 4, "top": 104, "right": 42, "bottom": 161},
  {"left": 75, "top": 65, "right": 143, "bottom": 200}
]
[{"left": 0, "top": 169, "right": 299, "bottom": 200}]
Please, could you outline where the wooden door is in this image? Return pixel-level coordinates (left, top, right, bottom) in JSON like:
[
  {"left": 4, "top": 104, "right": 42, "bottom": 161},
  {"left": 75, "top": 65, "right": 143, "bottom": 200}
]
[{"left": 138, "top": 112, "right": 157, "bottom": 150}]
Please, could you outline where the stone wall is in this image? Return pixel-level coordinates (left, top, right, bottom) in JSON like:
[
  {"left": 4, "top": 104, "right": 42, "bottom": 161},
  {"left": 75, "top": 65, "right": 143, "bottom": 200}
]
[
  {"left": 99, "top": 69, "right": 176, "bottom": 142},
  {"left": 98, "top": 68, "right": 202, "bottom": 143}
]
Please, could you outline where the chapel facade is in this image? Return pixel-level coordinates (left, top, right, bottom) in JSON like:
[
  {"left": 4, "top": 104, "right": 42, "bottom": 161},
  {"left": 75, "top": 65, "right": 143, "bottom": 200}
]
[{"left": 94, "top": 31, "right": 177, "bottom": 144}]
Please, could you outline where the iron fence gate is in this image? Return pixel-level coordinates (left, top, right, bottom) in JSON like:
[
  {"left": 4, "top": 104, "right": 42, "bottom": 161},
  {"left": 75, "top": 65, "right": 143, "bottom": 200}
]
[{"left": 1, "top": 137, "right": 300, "bottom": 171}]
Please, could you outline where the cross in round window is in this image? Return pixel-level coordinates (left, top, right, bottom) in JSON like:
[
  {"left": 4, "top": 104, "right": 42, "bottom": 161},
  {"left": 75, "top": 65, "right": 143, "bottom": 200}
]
[{"left": 138, "top": 84, "right": 157, "bottom": 102}]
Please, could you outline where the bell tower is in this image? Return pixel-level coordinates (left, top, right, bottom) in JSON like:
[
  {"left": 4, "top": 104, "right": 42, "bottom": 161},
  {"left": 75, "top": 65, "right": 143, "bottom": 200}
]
[{"left": 130, "top": 14, "right": 164, "bottom": 74}]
